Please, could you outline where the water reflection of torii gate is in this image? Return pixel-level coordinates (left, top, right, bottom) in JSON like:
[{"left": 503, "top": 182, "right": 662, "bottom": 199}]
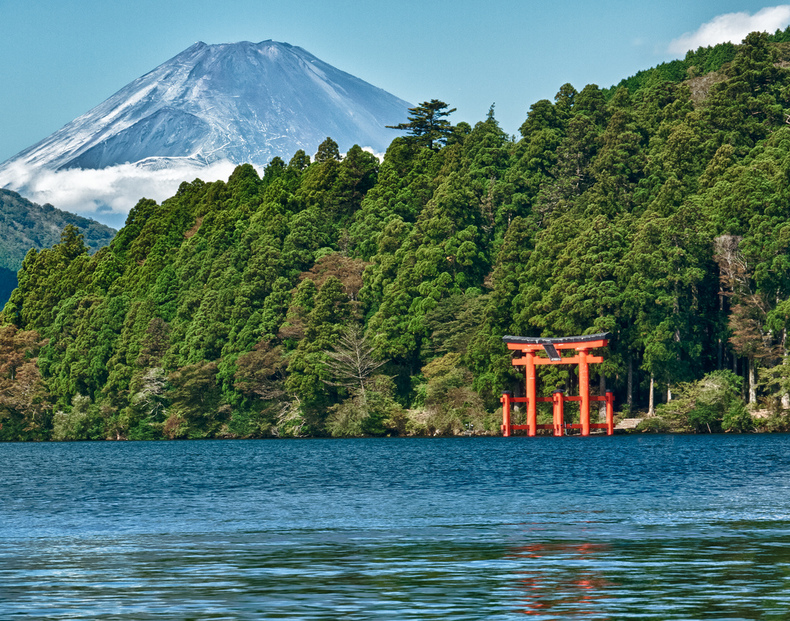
[{"left": 501, "top": 333, "right": 614, "bottom": 437}]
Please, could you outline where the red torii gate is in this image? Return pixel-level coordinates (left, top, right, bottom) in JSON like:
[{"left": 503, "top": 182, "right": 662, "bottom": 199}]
[{"left": 501, "top": 333, "right": 614, "bottom": 437}]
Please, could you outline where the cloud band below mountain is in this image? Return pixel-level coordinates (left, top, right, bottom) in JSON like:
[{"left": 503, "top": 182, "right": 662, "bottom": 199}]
[
  {"left": 669, "top": 5, "right": 790, "bottom": 54},
  {"left": 0, "top": 147, "right": 382, "bottom": 229},
  {"left": 0, "top": 160, "right": 239, "bottom": 228}
]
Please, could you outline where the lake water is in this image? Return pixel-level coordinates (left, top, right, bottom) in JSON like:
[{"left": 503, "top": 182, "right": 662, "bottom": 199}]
[{"left": 2, "top": 435, "right": 790, "bottom": 620}]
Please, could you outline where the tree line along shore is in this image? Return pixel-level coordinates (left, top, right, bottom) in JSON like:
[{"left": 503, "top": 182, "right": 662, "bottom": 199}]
[{"left": 3, "top": 31, "right": 790, "bottom": 440}]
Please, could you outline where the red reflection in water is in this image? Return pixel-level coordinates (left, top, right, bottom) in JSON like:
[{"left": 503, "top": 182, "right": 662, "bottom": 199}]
[{"left": 508, "top": 542, "right": 614, "bottom": 617}]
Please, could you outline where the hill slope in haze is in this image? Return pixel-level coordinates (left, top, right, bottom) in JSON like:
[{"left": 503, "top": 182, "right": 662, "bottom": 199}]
[{"left": 0, "top": 189, "right": 116, "bottom": 304}]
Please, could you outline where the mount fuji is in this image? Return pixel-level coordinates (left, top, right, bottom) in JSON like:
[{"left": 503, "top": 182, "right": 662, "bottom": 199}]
[{"left": 0, "top": 41, "right": 411, "bottom": 227}]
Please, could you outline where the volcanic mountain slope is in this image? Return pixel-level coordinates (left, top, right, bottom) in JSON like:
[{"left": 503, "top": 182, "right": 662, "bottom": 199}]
[
  {"left": 0, "top": 41, "right": 411, "bottom": 224},
  {"left": 3, "top": 40, "right": 411, "bottom": 170}
]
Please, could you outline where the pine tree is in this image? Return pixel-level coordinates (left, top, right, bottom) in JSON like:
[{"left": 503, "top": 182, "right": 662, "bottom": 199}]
[{"left": 387, "top": 99, "right": 457, "bottom": 149}]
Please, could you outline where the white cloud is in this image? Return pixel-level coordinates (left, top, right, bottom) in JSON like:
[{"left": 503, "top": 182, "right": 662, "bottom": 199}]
[
  {"left": 361, "top": 146, "right": 385, "bottom": 162},
  {"left": 0, "top": 148, "right": 383, "bottom": 228},
  {"left": 0, "top": 160, "right": 240, "bottom": 228},
  {"left": 669, "top": 5, "right": 790, "bottom": 55}
]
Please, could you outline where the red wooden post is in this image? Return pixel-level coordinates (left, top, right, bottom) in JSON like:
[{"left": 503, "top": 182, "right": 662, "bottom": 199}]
[
  {"left": 579, "top": 348, "right": 590, "bottom": 436},
  {"left": 606, "top": 390, "right": 614, "bottom": 436},
  {"left": 526, "top": 351, "right": 537, "bottom": 437},
  {"left": 552, "top": 389, "right": 564, "bottom": 437},
  {"left": 501, "top": 391, "right": 512, "bottom": 437}
]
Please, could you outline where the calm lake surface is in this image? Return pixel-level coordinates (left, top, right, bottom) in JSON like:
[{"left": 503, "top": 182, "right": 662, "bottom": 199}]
[{"left": 2, "top": 435, "right": 790, "bottom": 620}]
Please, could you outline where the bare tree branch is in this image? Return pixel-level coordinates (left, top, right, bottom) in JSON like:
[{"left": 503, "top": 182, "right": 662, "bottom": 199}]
[{"left": 321, "top": 324, "right": 387, "bottom": 395}]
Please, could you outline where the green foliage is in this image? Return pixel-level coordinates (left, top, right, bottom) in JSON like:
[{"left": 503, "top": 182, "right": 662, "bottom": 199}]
[
  {"left": 325, "top": 375, "right": 404, "bottom": 437},
  {"left": 166, "top": 361, "right": 224, "bottom": 439},
  {"left": 51, "top": 394, "right": 105, "bottom": 441},
  {"left": 314, "top": 137, "right": 341, "bottom": 163},
  {"left": 387, "top": 99, "right": 458, "bottom": 149},
  {"left": 635, "top": 416, "right": 671, "bottom": 433},
  {"left": 654, "top": 371, "right": 748, "bottom": 433},
  {"left": 612, "top": 40, "right": 737, "bottom": 94},
  {"left": 6, "top": 33, "right": 790, "bottom": 439},
  {"left": 411, "top": 353, "right": 495, "bottom": 435},
  {"left": 0, "top": 189, "right": 115, "bottom": 306}
]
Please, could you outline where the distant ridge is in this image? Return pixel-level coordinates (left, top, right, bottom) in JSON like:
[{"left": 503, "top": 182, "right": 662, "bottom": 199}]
[{"left": 0, "top": 189, "right": 115, "bottom": 305}]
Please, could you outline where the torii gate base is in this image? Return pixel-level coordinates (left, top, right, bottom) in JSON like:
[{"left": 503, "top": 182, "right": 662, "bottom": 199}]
[{"left": 501, "top": 333, "right": 614, "bottom": 437}]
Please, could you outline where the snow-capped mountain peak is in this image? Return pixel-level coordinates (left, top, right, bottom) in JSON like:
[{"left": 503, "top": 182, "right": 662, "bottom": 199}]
[{"left": 0, "top": 40, "right": 411, "bottom": 226}]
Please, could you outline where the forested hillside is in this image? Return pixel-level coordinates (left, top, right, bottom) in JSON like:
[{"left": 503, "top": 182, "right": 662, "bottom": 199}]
[
  {"left": 0, "top": 189, "right": 116, "bottom": 305},
  {"left": 3, "top": 31, "right": 790, "bottom": 440}
]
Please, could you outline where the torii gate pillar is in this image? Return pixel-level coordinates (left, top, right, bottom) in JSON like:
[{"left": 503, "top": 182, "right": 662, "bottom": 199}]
[{"left": 500, "top": 333, "right": 613, "bottom": 437}]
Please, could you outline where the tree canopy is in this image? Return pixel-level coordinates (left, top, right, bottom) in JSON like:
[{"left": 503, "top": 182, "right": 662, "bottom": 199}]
[
  {"left": 5, "top": 32, "right": 790, "bottom": 439},
  {"left": 387, "top": 99, "right": 458, "bottom": 149}
]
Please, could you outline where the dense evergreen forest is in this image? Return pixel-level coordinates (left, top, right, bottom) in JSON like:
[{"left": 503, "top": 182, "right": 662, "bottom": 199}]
[{"left": 4, "top": 31, "right": 790, "bottom": 440}]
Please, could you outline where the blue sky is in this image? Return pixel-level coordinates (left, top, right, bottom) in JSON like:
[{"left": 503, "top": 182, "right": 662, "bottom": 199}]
[{"left": 2, "top": 1, "right": 789, "bottom": 164}]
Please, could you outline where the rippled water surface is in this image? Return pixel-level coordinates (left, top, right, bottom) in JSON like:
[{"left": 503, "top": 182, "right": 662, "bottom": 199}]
[{"left": 2, "top": 435, "right": 790, "bottom": 619}]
